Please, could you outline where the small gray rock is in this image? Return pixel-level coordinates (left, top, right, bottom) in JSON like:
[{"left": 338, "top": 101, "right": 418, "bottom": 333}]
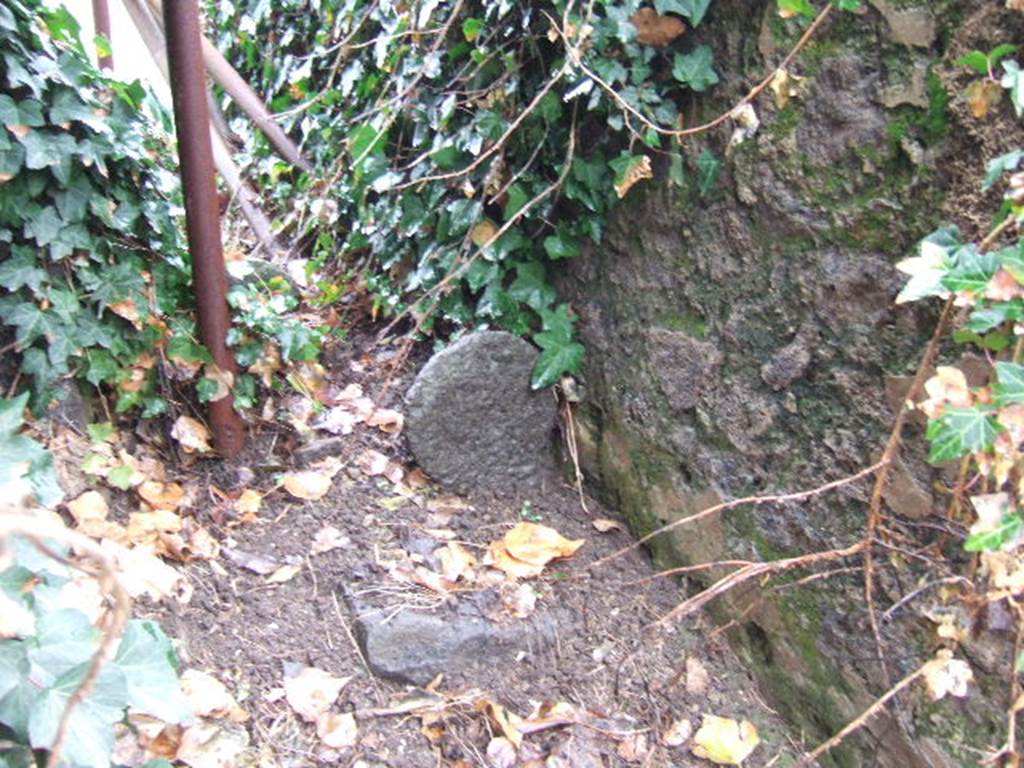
[
  {"left": 350, "top": 591, "right": 557, "bottom": 686},
  {"left": 405, "top": 331, "right": 556, "bottom": 493}
]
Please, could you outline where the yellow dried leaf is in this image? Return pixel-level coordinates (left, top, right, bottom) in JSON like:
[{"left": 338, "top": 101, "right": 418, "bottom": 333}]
[
  {"left": 109, "top": 299, "right": 142, "bottom": 329},
  {"left": 366, "top": 408, "right": 405, "bottom": 434},
  {"left": 691, "top": 715, "right": 760, "bottom": 765},
  {"left": 181, "top": 669, "right": 249, "bottom": 721},
  {"left": 480, "top": 700, "right": 523, "bottom": 748},
  {"left": 234, "top": 489, "right": 262, "bottom": 514},
  {"left": 486, "top": 540, "right": 546, "bottom": 579},
  {"left": 471, "top": 219, "right": 500, "bottom": 247},
  {"left": 631, "top": 7, "right": 685, "bottom": 47},
  {"left": 284, "top": 667, "right": 351, "bottom": 722},
  {"left": 267, "top": 564, "right": 302, "bottom": 583},
  {"left": 591, "top": 518, "right": 622, "bottom": 533},
  {"left": 311, "top": 525, "right": 350, "bottom": 554},
  {"left": 663, "top": 718, "right": 693, "bottom": 747},
  {"left": 966, "top": 78, "right": 1004, "bottom": 119},
  {"left": 249, "top": 343, "right": 282, "bottom": 387},
  {"left": 922, "top": 649, "right": 973, "bottom": 700},
  {"left": 614, "top": 155, "right": 653, "bottom": 199},
  {"left": 137, "top": 481, "right": 186, "bottom": 511},
  {"left": 502, "top": 522, "right": 584, "bottom": 566},
  {"left": 127, "top": 509, "right": 183, "bottom": 545},
  {"left": 436, "top": 542, "right": 478, "bottom": 582},
  {"left": 171, "top": 416, "right": 212, "bottom": 454},
  {"left": 200, "top": 364, "right": 234, "bottom": 403},
  {"left": 67, "top": 491, "right": 109, "bottom": 524},
  {"left": 282, "top": 470, "right": 333, "bottom": 500},
  {"left": 316, "top": 711, "right": 358, "bottom": 748},
  {"left": 769, "top": 69, "right": 803, "bottom": 108}
]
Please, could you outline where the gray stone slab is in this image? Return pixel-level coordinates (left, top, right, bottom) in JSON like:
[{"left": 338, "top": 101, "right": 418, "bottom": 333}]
[
  {"left": 349, "top": 590, "right": 557, "bottom": 686},
  {"left": 404, "top": 331, "right": 556, "bottom": 494}
]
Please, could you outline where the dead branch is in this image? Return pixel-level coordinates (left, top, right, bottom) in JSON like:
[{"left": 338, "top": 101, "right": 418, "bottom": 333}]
[
  {"left": 553, "top": 2, "right": 834, "bottom": 141},
  {"left": 797, "top": 663, "right": 927, "bottom": 766},
  {"left": 589, "top": 461, "right": 884, "bottom": 571},
  {"left": 0, "top": 514, "right": 131, "bottom": 768},
  {"left": 653, "top": 541, "right": 866, "bottom": 627}
]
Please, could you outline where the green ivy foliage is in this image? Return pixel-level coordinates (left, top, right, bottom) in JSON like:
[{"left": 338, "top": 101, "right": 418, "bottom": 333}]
[
  {"left": 0, "top": 1, "right": 193, "bottom": 415},
  {"left": 209, "top": 0, "right": 730, "bottom": 387},
  {"left": 0, "top": 0, "right": 323, "bottom": 417},
  {"left": 0, "top": 537, "right": 189, "bottom": 768}
]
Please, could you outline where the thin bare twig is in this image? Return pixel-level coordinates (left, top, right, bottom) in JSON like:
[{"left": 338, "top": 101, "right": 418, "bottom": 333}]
[
  {"left": 0, "top": 515, "right": 131, "bottom": 768},
  {"left": 797, "top": 663, "right": 928, "bottom": 766},
  {"left": 589, "top": 461, "right": 884, "bottom": 571}
]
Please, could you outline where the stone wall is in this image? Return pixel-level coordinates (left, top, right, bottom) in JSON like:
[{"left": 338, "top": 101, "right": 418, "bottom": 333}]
[{"left": 556, "top": 1, "right": 1021, "bottom": 764}]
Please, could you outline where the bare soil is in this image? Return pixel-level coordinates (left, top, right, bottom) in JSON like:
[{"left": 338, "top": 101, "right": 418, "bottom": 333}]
[{"left": 131, "top": 329, "right": 799, "bottom": 767}]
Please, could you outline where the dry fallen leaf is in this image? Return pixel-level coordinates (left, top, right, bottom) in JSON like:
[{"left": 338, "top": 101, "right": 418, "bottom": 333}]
[
  {"left": 631, "top": 7, "right": 685, "bottom": 47},
  {"left": 311, "top": 525, "right": 351, "bottom": 554},
  {"left": 366, "top": 407, "right": 404, "bottom": 434},
  {"left": 101, "top": 540, "right": 183, "bottom": 601},
  {"left": 138, "top": 481, "right": 186, "bottom": 511},
  {"left": 663, "top": 718, "right": 693, "bottom": 747},
  {"left": 436, "top": 542, "right": 478, "bottom": 582},
  {"left": 67, "top": 490, "right": 109, "bottom": 524},
  {"left": 503, "top": 522, "right": 584, "bottom": 566},
  {"left": 501, "top": 582, "right": 538, "bottom": 618},
  {"left": 480, "top": 700, "right": 524, "bottom": 748},
  {"left": 234, "top": 489, "right": 263, "bottom": 515},
  {"left": 685, "top": 657, "right": 711, "bottom": 696},
  {"left": 486, "top": 737, "right": 518, "bottom": 768},
  {"left": 282, "top": 469, "right": 333, "bottom": 500},
  {"left": 267, "top": 564, "right": 302, "bottom": 584},
  {"left": 316, "top": 711, "right": 358, "bottom": 749},
  {"left": 180, "top": 670, "right": 249, "bottom": 722},
  {"left": 284, "top": 666, "right": 351, "bottom": 722},
  {"left": 922, "top": 649, "right": 974, "bottom": 700},
  {"left": 200, "top": 364, "right": 234, "bottom": 403},
  {"left": 614, "top": 155, "right": 653, "bottom": 199},
  {"left": 470, "top": 219, "right": 500, "bottom": 247},
  {"left": 617, "top": 732, "right": 649, "bottom": 762},
  {"left": 486, "top": 540, "right": 546, "bottom": 579},
  {"left": 966, "top": 78, "right": 1004, "bottom": 119},
  {"left": 691, "top": 715, "right": 760, "bottom": 765},
  {"left": 171, "top": 416, "right": 212, "bottom": 454},
  {"left": 175, "top": 722, "right": 249, "bottom": 768},
  {"left": 591, "top": 518, "right": 622, "bottom": 533}
]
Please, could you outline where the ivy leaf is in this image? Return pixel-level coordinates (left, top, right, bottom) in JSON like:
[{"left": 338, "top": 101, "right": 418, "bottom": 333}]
[
  {"left": 965, "top": 512, "right": 1023, "bottom": 552},
  {"left": 967, "top": 301, "right": 1024, "bottom": 332},
  {"left": 940, "top": 246, "right": 999, "bottom": 295},
  {"left": 983, "top": 149, "right": 1023, "bottom": 191},
  {"left": 696, "top": 149, "right": 721, "bottom": 196},
  {"left": 994, "top": 362, "right": 1024, "bottom": 406},
  {"left": 0, "top": 95, "right": 44, "bottom": 127},
  {"left": 28, "top": 609, "right": 98, "bottom": 684},
  {"left": 1001, "top": 60, "right": 1024, "bottom": 117},
  {"left": 508, "top": 262, "right": 556, "bottom": 311},
  {"left": 957, "top": 51, "right": 991, "bottom": 76},
  {"left": 926, "top": 406, "right": 1001, "bottom": 464},
  {"left": 0, "top": 247, "right": 48, "bottom": 294},
  {"left": 17, "top": 130, "right": 76, "bottom": 170},
  {"left": 777, "top": 0, "right": 816, "bottom": 18},
  {"left": 672, "top": 45, "right": 719, "bottom": 92},
  {"left": 543, "top": 232, "right": 579, "bottom": 260},
  {"left": 532, "top": 304, "right": 585, "bottom": 390},
  {"left": 653, "top": 0, "right": 712, "bottom": 25},
  {"left": 113, "top": 620, "right": 190, "bottom": 723},
  {"left": 832, "top": 0, "right": 862, "bottom": 10},
  {"left": 28, "top": 662, "right": 126, "bottom": 768}
]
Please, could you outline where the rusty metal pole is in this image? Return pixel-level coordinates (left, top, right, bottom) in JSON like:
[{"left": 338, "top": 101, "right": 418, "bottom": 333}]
[
  {"left": 91, "top": 0, "right": 113, "bottom": 70},
  {"left": 163, "top": 0, "right": 245, "bottom": 457}
]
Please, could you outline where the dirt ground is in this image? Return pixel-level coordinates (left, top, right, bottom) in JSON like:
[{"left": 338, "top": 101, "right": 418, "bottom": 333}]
[{"left": 120, "top": 329, "right": 801, "bottom": 768}]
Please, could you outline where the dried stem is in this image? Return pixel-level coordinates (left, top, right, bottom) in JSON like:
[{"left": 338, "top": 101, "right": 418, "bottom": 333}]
[
  {"left": 589, "top": 461, "right": 884, "bottom": 571},
  {"left": 797, "top": 663, "right": 928, "bottom": 766},
  {"left": 0, "top": 515, "right": 131, "bottom": 768}
]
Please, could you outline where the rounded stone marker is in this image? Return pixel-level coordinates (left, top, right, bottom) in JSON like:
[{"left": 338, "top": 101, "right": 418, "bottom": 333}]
[{"left": 405, "top": 331, "right": 556, "bottom": 494}]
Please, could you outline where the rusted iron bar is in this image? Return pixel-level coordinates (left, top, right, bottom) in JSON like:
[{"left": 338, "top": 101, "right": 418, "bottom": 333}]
[
  {"left": 91, "top": 0, "right": 113, "bottom": 70},
  {"left": 145, "top": 0, "right": 312, "bottom": 172},
  {"left": 121, "top": 0, "right": 283, "bottom": 258},
  {"left": 162, "top": 0, "right": 245, "bottom": 457}
]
